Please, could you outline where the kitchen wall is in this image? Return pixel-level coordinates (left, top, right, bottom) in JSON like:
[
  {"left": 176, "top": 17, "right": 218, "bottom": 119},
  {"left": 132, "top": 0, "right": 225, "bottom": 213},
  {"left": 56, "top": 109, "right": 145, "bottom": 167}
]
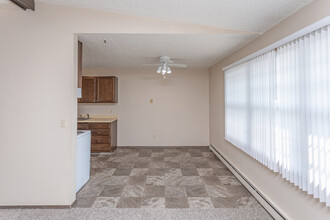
[
  {"left": 0, "top": 2, "right": 218, "bottom": 206},
  {"left": 209, "top": 0, "right": 330, "bottom": 219},
  {"left": 79, "top": 68, "right": 209, "bottom": 147},
  {"left": 2, "top": 0, "right": 328, "bottom": 216}
]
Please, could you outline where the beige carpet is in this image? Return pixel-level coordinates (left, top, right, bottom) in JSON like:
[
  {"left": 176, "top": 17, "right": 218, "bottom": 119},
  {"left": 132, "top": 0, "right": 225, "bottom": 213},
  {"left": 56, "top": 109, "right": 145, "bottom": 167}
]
[{"left": 0, "top": 207, "right": 273, "bottom": 220}]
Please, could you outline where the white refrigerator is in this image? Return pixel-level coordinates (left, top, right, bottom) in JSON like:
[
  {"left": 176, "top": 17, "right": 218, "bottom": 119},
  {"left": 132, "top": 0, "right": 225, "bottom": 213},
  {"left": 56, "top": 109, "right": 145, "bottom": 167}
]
[{"left": 76, "top": 130, "right": 91, "bottom": 192}]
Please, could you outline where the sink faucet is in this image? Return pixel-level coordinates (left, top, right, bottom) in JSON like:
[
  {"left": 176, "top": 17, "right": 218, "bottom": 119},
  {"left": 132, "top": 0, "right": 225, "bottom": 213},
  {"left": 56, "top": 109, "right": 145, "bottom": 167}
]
[{"left": 87, "top": 114, "right": 90, "bottom": 119}]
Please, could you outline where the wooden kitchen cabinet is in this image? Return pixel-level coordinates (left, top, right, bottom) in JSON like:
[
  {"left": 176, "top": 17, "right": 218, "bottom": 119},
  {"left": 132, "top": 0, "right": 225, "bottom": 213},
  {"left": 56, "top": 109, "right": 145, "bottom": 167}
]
[
  {"left": 78, "top": 41, "right": 82, "bottom": 89},
  {"left": 97, "top": 77, "right": 118, "bottom": 103},
  {"left": 78, "top": 121, "right": 117, "bottom": 153},
  {"left": 79, "top": 76, "right": 118, "bottom": 103},
  {"left": 91, "top": 128, "right": 109, "bottom": 136},
  {"left": 79, "top": 77, "right": 96, "bottom": 103}
]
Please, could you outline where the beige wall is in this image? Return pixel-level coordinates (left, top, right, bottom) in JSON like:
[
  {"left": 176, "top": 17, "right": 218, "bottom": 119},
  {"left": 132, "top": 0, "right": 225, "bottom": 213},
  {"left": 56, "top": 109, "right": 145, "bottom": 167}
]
[
  {"left": 0, "top": 2, "right": 217, "bottom": 206},
  {"left": 209, "top": 0, "right": 330, "bottom": 219},
  {"left": 79, "top": 68, "right": 209, "bottom": 147}
]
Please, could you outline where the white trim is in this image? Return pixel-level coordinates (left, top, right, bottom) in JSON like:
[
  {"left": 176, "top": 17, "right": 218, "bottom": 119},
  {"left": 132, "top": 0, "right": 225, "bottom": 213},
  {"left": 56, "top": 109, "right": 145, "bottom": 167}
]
[
  {"left": 209, "top": 145, "right": 288, "bottom": 220},
  {"left": 223, "top": 16, "right": 330, "bottom": 71}
]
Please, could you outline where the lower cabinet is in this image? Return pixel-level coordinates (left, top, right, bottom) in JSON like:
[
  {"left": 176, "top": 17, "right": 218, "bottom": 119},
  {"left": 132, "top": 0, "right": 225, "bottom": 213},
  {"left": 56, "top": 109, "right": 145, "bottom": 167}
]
[{"left": 78, "top": 121, "right": 117, "bottom": 153}]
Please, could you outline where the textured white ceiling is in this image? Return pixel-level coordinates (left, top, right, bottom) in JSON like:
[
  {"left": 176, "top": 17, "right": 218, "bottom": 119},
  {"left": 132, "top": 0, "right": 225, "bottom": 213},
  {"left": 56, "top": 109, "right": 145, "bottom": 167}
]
[
  {"left": 78, "top": 34, "right": 257, "bottom": 68},
  {"left": 39, "top": 0, "right": 313, "bottom": 68},
  {"left": 39, "top": 0, "right": 313, "bottom": 33}
]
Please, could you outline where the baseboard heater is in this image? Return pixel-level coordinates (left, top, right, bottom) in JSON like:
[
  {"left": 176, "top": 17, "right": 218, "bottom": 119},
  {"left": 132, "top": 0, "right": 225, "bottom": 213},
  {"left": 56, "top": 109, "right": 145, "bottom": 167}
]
[{"left": 209, "top": 145, "right": 287, "bottom": 220}]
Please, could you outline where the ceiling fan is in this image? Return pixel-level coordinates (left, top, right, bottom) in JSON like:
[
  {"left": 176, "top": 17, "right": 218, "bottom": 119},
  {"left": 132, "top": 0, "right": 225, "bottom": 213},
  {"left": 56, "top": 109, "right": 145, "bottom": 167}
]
[{"left": 143, "top": 56, "right": 187, "bottom": 78}]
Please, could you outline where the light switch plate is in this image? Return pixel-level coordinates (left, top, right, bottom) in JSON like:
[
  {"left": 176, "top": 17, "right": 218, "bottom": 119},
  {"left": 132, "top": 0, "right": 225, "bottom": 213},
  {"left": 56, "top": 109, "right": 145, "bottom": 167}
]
[{"left": 61, "top": 119, "right": 67, "bottom": 128}]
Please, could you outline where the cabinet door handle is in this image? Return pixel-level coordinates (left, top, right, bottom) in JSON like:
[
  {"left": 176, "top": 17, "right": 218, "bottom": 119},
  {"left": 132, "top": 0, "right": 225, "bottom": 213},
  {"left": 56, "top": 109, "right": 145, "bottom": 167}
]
[
  {"left": 97, "top": 140, "right": 101, "bottom": 143},
  {"left": 97, "top": 132, "right": 101, "bottom": 135}
]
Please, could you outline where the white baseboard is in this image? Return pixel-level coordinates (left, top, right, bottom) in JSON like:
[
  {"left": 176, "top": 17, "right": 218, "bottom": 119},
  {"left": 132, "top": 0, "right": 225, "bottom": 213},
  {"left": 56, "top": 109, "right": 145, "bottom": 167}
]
[{"left": 209, "top": 145, "right": 287, "bottom": 220}]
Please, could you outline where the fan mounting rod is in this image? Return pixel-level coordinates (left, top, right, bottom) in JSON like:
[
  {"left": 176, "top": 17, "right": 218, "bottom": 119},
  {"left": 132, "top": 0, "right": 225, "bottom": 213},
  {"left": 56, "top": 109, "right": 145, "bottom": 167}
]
[{"left": 160, "top": 56, "right": 173, "bottom": 63}]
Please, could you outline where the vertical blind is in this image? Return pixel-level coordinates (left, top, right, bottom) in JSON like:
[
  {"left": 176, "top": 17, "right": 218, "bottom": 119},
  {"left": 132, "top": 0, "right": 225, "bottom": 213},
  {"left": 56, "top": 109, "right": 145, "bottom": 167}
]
[{"left": 225, "top": 25, "right": 330, "bottom": 206}]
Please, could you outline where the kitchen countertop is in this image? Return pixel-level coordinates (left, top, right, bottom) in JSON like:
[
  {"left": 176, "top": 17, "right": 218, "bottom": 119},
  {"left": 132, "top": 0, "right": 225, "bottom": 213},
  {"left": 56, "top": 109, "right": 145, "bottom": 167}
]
[{"left": 78, "top": 116, "right": 117, "bottom": 123}]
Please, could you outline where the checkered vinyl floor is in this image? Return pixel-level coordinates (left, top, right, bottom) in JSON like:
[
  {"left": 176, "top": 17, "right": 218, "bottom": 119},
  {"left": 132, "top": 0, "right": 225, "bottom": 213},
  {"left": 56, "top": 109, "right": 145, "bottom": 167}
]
[{"left": 74, "top": 147, "right": 261, "bottom": 209}]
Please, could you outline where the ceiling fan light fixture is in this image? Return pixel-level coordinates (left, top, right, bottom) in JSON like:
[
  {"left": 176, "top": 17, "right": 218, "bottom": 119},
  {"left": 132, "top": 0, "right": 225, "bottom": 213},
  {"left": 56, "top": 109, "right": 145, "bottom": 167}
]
[
  {"left": 167, "top": 66, "right": 171, "bottom": 74},
  {"left": 144, "top": 56, "right": 186, "bottom": 78},
  {"left": 161, "top": 65, "right": 167, "bottom": 74},
  {"left": 157, "top": 66, "right": 162, "bottom": 73}
]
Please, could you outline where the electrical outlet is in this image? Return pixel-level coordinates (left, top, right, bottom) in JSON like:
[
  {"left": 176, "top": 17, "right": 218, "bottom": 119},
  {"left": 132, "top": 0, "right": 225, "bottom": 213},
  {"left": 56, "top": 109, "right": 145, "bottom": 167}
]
[
  {"left": 109, "top": 109, "right": 113, "bottom": 114},
  {"left": 150, "top": 98, "right": 153, "bottom": 104},
  {"left": 153, "top": 134, "right": 156, "bottom": 139}
]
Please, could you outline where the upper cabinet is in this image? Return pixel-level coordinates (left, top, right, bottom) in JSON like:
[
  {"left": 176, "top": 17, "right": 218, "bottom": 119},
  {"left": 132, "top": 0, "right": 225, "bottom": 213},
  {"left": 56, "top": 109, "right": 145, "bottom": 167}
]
[
  {"left": 96, "top": 77, "right": 118, "bottom": 103},
  {"left": 79, "top": 76, "right": 118, "bottom": 103},
  {"left": 78, "top": 41, "right": 83, "bottom": 89},
  {"left": 80, "top": 77, "right": 96, "bottom": 103},
  {"left": 77, "top": 41, "right": 83, "bottom": 98}
]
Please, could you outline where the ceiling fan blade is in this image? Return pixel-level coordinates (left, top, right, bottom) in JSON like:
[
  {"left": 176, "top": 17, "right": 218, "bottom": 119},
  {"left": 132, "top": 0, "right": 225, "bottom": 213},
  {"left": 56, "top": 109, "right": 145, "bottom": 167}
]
[
  {"left": 142, "top": 64, "right": 161, "bottom": 66},
  {"left": 169, "top": 64, "right": 188, "bottom": 68}
]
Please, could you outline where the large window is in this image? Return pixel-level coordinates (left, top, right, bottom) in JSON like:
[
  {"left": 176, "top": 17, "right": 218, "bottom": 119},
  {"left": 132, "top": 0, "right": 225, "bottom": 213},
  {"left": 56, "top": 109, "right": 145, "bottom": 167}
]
[{"left": 225, "top": 25, "right": 330, "bottom": 206}]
